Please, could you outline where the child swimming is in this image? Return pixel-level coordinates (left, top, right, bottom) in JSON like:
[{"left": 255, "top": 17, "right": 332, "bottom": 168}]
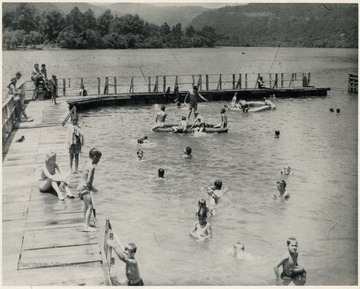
[
  {"left": 182, "top": 147, "right": 192, "bottom": 158},
  {"left": 190, "top": 215, "right": 212, "bottom": 241},
  {"left": 137, "top": 150, "right": 144, "bottom": 161},
  {"left": 274, "top": 237, "right": 306, "bottom": 285},
  {"left": 273, "top": 180, "right": 289, "bottom": 199}
]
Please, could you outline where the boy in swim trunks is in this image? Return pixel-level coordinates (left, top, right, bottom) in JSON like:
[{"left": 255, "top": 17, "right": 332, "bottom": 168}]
[
  {"left": 190, "top": 215, "right": 212, "bottom": 241},
  {"left": 273, "top": 180, "right": 289, "bottom": 199},
  {"left": 172, "top": 116, "right": 188, "bottom": 133},
  {"left": 77, "top": 148, "right": 102, "bottom": 232},
  {"left": 151, "top": 106, "right": 167, "bottom": 130},
  {"left": 107, "top": 239, "right": 144, "bottom": 286},
  {"left": 184, "top": 85, "right": 208, "bottom": 121},
  {"left": 274, "top": 237, "right": 306, "bottom": 285}
]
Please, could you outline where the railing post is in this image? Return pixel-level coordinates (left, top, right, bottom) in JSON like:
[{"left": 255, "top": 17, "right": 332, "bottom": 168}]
[
  {"left": 308, "top": 73, "right": 311, "bottom": 85},
  {"left": 236, "top": 74, "right": 242, "bottom": 89},
  {"left": 281, "top": 73, "right": 284, "bottom": 88},
  {"left": 192, "top": 75, "right": 195, "bottom": 88},
  {"left": 98, "top": 77, "right": 101, "bottom": 94},
  {"left": 206, "top": 75, "right": 209, "bottom": 91},
  {"left": 148, "top": 77, "right": 151, "bottom": 93},
  {"left": 114, "top": 77, "right": 117, "bottom": 94},
  {"left": 217, "top": 74, "right": 222, "bottom": 90},
  {"left": 256, "top": 73, "right": 260, "bottom": 88},
  {"left": 63, "top": 79, "right": 66, "bottom": 96},
  {"left": 129, "top": 77, "right": 134, "bottom": 93},
  {"left": 245, "top": 74, "right": 248, "bottom": 89},
  {"left": 163, "top": 76, "right": 166, "bottom": 93},
  {"left": 104, "top": 77, "right": 109, "bottom": 94},
  {"left": 274, "top": 73, "right": 278, "bottom": 88},
  {"left": 154, "top": 76, "right": 158, "bottom": 92},
  {"left": 68, "top": 78, "right": 71, "bottom": 88},
  {"left": 174, "top": 76, "right": 178, "bottom": 92},
  {"left": 198, "top": 75, "right": 202, "bottom": 90},
  {"left": 232, "top": 74, "right": 236, "bottom": 89},
  {"left": 269, "top": 74, "right": 272, "bottom": 88}
]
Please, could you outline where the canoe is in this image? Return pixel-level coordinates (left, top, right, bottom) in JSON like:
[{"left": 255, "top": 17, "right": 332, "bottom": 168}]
[{"left": 154, "top": 127, "right": 228, "bottom": 133}]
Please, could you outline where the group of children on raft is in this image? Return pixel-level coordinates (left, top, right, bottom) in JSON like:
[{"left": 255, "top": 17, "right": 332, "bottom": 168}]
[{"left": 36, "top": 83, "right": 305, "bottom": 286}]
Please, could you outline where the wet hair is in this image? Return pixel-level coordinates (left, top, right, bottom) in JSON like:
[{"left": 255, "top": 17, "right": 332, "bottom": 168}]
[
  {"left": 52, "top": 75, "right": 56, "bottom": 79},
  {"left": 185, "top": 147, "right": 192, "bottom": 155},
  {"left": 89, "top": 148, "right": 102, "bottom": 159},
  {"left": 182, "top": 116, "right": 186, "bottom": 121},
  {"left": 137, "top": 139, "right": 144, "bottom": 144},
  {"left": 198, "top": 198, "right": 206, "bottom": 206},
  {"left": 45, "top": 151, "right": 56, "bottom": 162},
  {"left": 161, "top": 106, "right": 165, "bottom": 111},
  {"left": 277, "top": 180, "right": 287, "bottom": 188},
  {"left": 193, "top": 85, "right": 199, "bottom": 90},
  {"left": 336, "top": 108, "right": 340, "bottom": 113},
  {"left": 275, "top": 130, "right": 280, "bottom": 136},
  {"left": 198, "top": 208, "right": 207, "bottom": 220},
  {"left": 126, "top": 243, "right": 137, "bottom": 253},
  {"left": 137, "top": 150, "right": 143, "bottom": 157},
  {"left": 214, "top": 180, "right": 222, "bottom": 190},
  {"left": 221, "top": 108, "right": 226, "bottom": 114},
  {"left": 143, "top": 135, "right": 148, "bottom": 140},
  {"left": 287, "top": 237, "right": 298, "bottom": 245},
  {"left": 41, "top": 64, "right": 46, "bottom": 67},
  {"left": 329, "top": 108, "right": 334, "bottom": 112},
  {"left": 158, "top": 168, "right": 165, "bottom": 178},
  {"left": 16, "top": 72, "right": 22, "bottom": 78}
]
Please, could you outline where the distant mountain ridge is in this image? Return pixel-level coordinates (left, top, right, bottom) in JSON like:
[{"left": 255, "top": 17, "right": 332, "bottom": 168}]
[{"left": 189, "top": 3, "right": 358, "bottom": 48}]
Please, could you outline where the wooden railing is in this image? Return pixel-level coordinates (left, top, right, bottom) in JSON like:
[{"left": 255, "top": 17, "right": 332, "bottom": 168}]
[
  {"left": 20, "top": 72, "right": 311, "bottom": 98},
  {"left": 2, "top": 95, "right": 17, "bottom": 146},
  {"left": 348, "top": 73, "right": 358, "bottom": 93}
]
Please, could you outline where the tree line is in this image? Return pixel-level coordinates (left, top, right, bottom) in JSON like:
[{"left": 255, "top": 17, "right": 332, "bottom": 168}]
[{"left": 3, "top": 3, "right": 225, "bottom": 49}]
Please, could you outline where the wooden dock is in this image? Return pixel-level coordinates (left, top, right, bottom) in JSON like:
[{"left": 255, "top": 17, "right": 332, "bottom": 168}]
[{"left": 2, "top": 98, "right": 109, "bottom": 285}]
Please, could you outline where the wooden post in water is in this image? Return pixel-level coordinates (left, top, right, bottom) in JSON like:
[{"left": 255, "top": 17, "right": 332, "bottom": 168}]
[
  {"left": 63, "top": 79, "right": 66, "bottom": 96},
  {"left": 217, "top": 74, "right": 222, "bottom": 90},
  {"left": 148, "top": 77, "right": 151, "bottom": 93},
  {"left": 236, "top": 74, "right": 242, "bottom": 89},
  {"left": 206, "top": 75, "right": 209, "bottom": 91},
  {"left": 114, "top": 77, "right": 117, "bottom": 94},
  {"left": 281, "top": 73, "right": 284, "bottom": 88},
  {"left": 97, "top": 78, "right": 101, "bottom": 94},
  {"left": 245, "top": 74, "right": 248, "bottom": 89},
  {"left": 163, "top": 76, "right": 166, "bottom": 93}
]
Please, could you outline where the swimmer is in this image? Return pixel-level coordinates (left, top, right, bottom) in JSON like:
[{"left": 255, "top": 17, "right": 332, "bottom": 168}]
[
  {"left": 275, "top": 130, "right": 280, "bottom": 138},
  {"left": 157, "top": 168, "right": 165, "bottom": 179},
  {"left": 183, "top": 146, "right": 192, "bottom": 158},
  {"left": 196, "top": 198, "right": 212, "bottom": 218},
  {"left": 238, "top": 99, "right": 250, "bottom": 112},
  {"left": 190, "top": 215, "right": 212, "bottom": 241},
  {"left": 137, "top": 150, "right": 144, "bottom": 161},
  {"left": 274, "top": 237, "right": 306, "bottom": 285},
  {"left": 151, "top": 106, "right": 167, "bottom": 131},
  {"left": 280, "top": 165, "right": 293, "bottom": 176},
  {"left": 336, "top": 108, "right": 340, "bottom": 113},
  {"left": 329, "top": 108, "right": 334, "bottom": 112},
  {"left": 273, "top": 180, "right": 289, "bottom": 199},
  {"left": 207, "top": 180, "right": 227, "bottom": 210},
  {"left": 137, "top": 135, "right": 148, "bottom": 144}
]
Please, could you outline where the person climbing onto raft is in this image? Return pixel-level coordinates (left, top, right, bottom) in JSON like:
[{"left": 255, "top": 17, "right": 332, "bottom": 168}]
[{"left": 151, "top": 106, "right": 167, "bottom": 131}]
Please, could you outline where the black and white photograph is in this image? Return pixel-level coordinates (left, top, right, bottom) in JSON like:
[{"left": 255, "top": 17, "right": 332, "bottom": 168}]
[{"left": 2, "top": 1, "right": 358, "bottom": 286}]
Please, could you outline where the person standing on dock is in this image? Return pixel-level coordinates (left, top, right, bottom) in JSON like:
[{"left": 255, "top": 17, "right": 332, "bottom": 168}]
[
  {"left": 67, "top": 114, "right": 84, "bottom": 175},
  {"left": 184, "top": 85, "right": 208, "bottom": 121},
  {"left": 151, "top": 105, "right": 167, "bottom": 130}
]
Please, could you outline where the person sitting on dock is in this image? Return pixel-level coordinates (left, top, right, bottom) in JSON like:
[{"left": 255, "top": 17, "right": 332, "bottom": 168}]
[
  {"left": 78, "top": 148, "right": 102, "bottom": 232},
  {"left": 257, "top": 76, "right": 270, "bottom": 89},
  {"left": 151, "top": 105, "right": 167, "bottom": 131},
  {"left": 107, "top": 239, "right": 144, "bottom": 286},
  {"left": 172, "top": 116, "right": 188, "bottom": 133},
  {"left": 214, "top": 108, "right": 227, "bottom": 128},
  {"left": 39, "top": 151, "right": 75, "bottom": 201},
  {"left": 184, "top": 85, "right": 209, "bottom": 120}
]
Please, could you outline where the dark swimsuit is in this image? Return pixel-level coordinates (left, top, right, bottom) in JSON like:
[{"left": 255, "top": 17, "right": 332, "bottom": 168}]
[{"left": 128, "top": 279, "right": 144, "bottom": 286}]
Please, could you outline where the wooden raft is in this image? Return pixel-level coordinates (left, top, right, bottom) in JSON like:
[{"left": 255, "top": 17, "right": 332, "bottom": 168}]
[{"left": 2, "top": 98, "right": 107, "bottom": 285}]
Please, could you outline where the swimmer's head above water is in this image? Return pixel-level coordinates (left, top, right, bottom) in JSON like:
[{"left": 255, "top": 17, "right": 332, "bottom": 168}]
[
  {"left": 184, "top": 146, "right": 192, "bottom": 155},
  {"left": 158, "top": 168, "right": 165, "bottom": 178},
  {"left": 137, "top": 150, "right": 144, "bottom": 160}
]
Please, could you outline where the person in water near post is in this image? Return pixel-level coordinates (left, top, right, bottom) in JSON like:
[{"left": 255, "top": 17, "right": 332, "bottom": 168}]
[
  {"left": 151, "top": 106, "right": 167, "bottom": 130},
  {"left": 274, "top": 237, "right": 306, "bottom": 285},
  {"left": 184, "top": 85, "right": 209, "bottom": 121},
  {"left": 172, "top": 116, "right": 188, "bottom": 133},
  {"left": 273, "top": 180, "right": 289, "bottom": 199},
  {"left": 107, "top": 239, "right": 144, "bottom": 286},
  {"left": 214, "top": 108, "right": 227, "bottom": 128}
]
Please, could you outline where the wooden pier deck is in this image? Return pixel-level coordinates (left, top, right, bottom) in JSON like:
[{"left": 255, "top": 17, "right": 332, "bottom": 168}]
[{"left": 2, "top": 98, "right": 108, "bottom": 285}]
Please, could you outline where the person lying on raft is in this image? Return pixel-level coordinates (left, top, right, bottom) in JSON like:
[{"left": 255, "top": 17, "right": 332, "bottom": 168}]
[
  {"left": 274, "top": 237, "right": 306, "bottom": 285},
  {"left": 214, "top": 108, "right": 227, "bottom": 128},
  {"left": 172, "top": 116, "right": 188, "bottom": 133},
  {"left": 151, "top": 105, "right": 167, "bottom": 131},
  {"left": 190, "top": 214, "right": 212, "bottom": 241}
]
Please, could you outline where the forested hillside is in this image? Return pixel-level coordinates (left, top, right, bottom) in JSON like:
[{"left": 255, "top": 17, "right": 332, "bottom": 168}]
[{"left": 190, "top": 3, "right": 358, "bottom": 48}]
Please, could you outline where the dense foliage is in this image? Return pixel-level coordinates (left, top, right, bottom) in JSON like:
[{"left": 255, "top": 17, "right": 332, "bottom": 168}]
[
  {"left": 2, "top": 3, "right": 358, "bottom": 49},
  {"left": 2, "top": 4, "right": 218, "bottom": 49},
  {"left": 190, "top": 3, "right": 358, "bottom": 48}
]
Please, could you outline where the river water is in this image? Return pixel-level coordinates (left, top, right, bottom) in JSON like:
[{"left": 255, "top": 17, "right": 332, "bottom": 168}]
[{"left": 2, "top": 47, "right": 358, "bottom": 285}]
